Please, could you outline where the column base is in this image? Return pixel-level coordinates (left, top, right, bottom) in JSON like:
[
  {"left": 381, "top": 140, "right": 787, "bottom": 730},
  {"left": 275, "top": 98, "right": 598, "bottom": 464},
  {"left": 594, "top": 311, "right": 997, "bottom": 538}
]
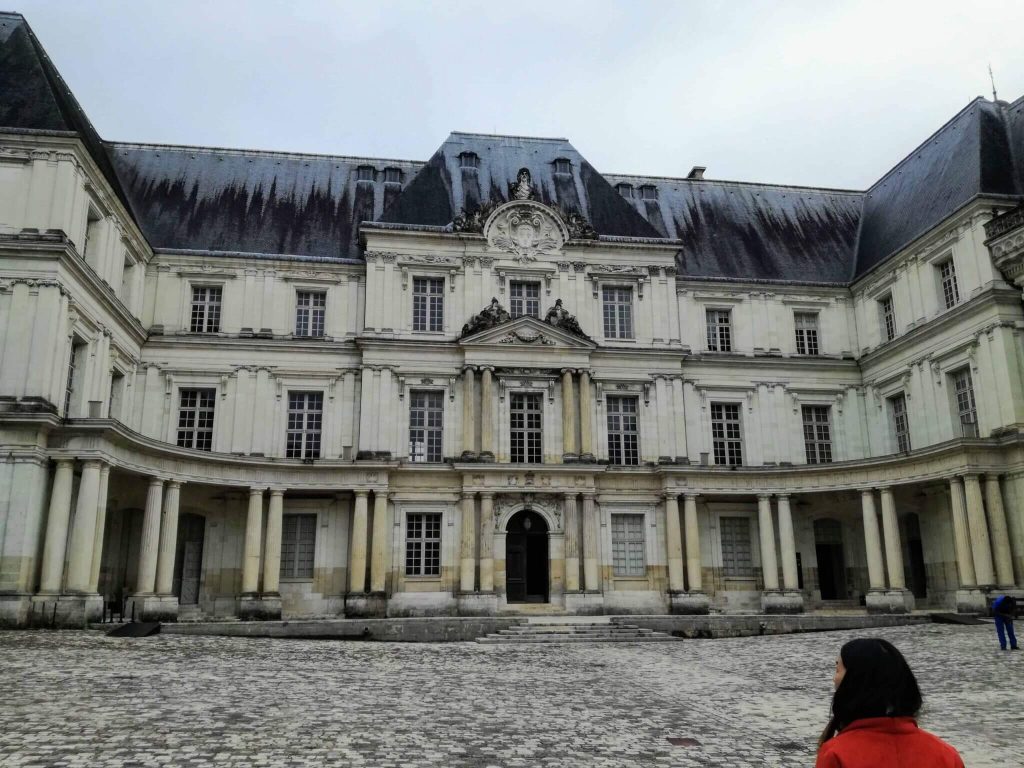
[
  {"left": 669, "top": 591, "right": 711, "bottom": 615},
  {"left": 577, "top": 453, "right": 597, "bottom": 464},
  {"left": 236, "top": 594, "right": 282, "bottom": 621},
  {"left": 478, "top": 451, "right": 495, "bottom": 463},
  {"left": 562, "top": 452, "right": 579, "bottom": 464},
  {"left": 124, "top": 594, "right": 178, "bottom": 623},
  {"left": 563, "top": 590, "right": 605, "bottom": 615},
  {"left": 28, "top": 593, "right": 105, "bottom": 627},
  {"left": 457, "top": 592, "right": 498, "bottom": 616},
  {"left": 865, "top": 589, "right": 914, "bottom": 614},
  {"left": 762, "top": 590, "right": 804, "bottom": 614},
  {"left": 955, "top": 588, "right": 989, "bottom": 614},
  {"left": 0, "top": 593, "right": 32, "bottom": 628},
  {"left": 345, "top": 592, "right": 387, "bottom": 618}
]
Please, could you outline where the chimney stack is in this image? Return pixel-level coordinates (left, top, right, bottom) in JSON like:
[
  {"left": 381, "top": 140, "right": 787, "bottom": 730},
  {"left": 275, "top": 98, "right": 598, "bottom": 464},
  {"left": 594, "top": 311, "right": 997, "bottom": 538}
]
[{"left": 687, "top": 166, "right": 706, "bottom": 180}]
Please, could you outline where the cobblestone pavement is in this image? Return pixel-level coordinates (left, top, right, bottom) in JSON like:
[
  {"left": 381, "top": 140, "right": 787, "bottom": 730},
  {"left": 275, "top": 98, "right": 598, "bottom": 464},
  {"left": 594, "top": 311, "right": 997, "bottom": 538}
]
[{"left": 0, "top": 623, "right": 1020, "bottom": 767}]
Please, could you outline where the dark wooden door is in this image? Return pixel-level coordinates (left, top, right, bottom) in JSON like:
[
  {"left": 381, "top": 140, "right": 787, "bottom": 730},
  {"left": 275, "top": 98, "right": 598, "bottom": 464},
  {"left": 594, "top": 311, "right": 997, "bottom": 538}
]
[
  {"left": 174, "top": 513, "right": 205, "bottom": 605},
  {"left": 506, "top": 509, "right": 549, "bottom": 603},
  {"left": 506, "top": 534, "right": 527, "bottom": 602}
]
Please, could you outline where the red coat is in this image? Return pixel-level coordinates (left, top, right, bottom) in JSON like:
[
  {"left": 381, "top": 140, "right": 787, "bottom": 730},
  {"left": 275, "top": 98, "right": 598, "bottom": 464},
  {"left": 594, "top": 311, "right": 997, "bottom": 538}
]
[{"left": 815, "top": 717, "right": 964, "bottom": 768}]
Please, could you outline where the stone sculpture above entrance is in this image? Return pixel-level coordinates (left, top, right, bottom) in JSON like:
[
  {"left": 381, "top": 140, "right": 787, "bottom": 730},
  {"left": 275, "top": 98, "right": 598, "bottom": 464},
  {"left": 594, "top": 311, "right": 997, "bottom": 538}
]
[{"left": 484, "top": 198, "right": 568, "bottom": 262}]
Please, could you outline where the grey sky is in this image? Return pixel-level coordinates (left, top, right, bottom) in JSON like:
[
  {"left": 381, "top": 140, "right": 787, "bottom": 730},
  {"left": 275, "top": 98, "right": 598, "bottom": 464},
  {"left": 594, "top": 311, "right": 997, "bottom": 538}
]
[{"left": 13, "top": 0, "right": 1024, "bottom": 189}]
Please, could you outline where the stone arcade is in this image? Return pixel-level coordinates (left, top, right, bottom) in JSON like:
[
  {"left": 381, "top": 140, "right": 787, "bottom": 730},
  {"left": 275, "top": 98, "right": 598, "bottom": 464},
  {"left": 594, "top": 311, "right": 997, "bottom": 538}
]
[{"left": 2, "top": 12, "right": 1024, "bottom": 627}]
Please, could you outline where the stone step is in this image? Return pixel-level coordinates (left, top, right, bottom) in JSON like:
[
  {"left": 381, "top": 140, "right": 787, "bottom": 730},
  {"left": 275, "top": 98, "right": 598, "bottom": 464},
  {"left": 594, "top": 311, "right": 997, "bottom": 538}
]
[
  {"left": 476, "top": 634, "right": 677, "bottom": 644},
  {"left": 476, "top": 621, "right": 677, "bottom": 644},
  {"left": 497, "top": 627, "right": 655, "bottom": 635}
]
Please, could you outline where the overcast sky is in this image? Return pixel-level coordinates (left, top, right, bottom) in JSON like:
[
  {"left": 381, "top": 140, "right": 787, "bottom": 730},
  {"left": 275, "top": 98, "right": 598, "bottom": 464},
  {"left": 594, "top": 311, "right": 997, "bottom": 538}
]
[{"left": 13, "top": 0, "right": 1024, "bottom": 189}]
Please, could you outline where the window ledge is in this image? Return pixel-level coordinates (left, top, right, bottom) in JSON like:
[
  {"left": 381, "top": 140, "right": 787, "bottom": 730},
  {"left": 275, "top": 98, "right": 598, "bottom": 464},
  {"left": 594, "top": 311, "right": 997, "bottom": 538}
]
[{"left": 279, "top": 578, "right": 314, "bottom": 584}]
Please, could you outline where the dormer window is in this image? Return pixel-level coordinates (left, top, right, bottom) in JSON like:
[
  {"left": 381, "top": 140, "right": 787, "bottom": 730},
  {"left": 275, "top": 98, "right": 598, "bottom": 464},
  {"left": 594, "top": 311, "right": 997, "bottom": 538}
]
[
  {"left": 384, "top": 167, "right": 403, "bottom": 185},
  {"left": 356, "top": 165, "right": 375, "bottom": 183},
  {"left": 640, "top": 185, "right": 658, "bottom": 200},
  {"left": 553, "top": 158, "right": 571, "bottom": 175},
  {"left": 616, "top": 183, "right": 634, "bottom": 199},
  {"left": 459, "top": 152, "right": 479, "bottom": 170}
]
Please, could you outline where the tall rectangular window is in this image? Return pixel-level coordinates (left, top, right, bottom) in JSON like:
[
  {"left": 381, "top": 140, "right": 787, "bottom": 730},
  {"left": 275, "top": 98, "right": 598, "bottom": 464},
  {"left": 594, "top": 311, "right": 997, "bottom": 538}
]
[
  {"left": 64, "top": 340, "right": 84, "bottom": 417},
  {"left": 190, "top": 286, "right": 222, "bottom": 333},
  {"left": 412, "top": 277, "right": 444, "bottom": 332},
  {"left": 602, "top": 286, "right": 633, "bottom": 339},
  {"left": 509, "top": 281, "right": 540, "bottom": 318},
  {"left": 711, "top": 402, "right": 743, "bottom": 466},
  {"left": 706, "top": 309, "right": 732, "bottom": 352},
  {"left": 176, "top": 389, "right": 216, "bottom": 451},
  {"left": 794, "top": 312, "right": 820, "bottom": 355},
  {"left": 295, "top": 291, "right": 326, "bottom": 337},
  {"left": 611, "top": 514, "right": 646, "bottom": 577},
  {"left": 939, "top": 259, "right": 960, "bottom": 309},
  {"left": 889, "top": 393, "right": 911, "bottom": 453},
  {"left": 409, "top": 391, "right": 443, "bottom": 462},
  {"left": 720, "top": 516, "right": 753, "bottom": 577},
  {"left": 406, "top": 513, "right": 441, "bottom": 576},
  {"left": 606, "top": 396, "right": 639, "bottom": 465},
  {"left": 952, "top": 369, "right": 978, "bottom": 437},
  {"left": 510, "top": 392, "right": 543, "bottom": 463},
  {"left": 879, "top": 295, "right": 896, "bottom": 342},
  {"left": 802, "top": 405, "right": 833, "bottom": 464},
  {"left": 286, "top": 392, "right": 323, "bottom": 459},
  {"left": 280, "top": 514, "right": 316, "bottom": 579}
]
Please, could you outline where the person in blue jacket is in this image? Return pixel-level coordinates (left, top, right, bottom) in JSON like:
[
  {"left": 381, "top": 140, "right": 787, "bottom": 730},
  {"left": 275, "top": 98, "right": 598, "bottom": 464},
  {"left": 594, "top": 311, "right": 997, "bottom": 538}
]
[{"left": 992, "top": 594, "right": 1018, "bottom": 651}]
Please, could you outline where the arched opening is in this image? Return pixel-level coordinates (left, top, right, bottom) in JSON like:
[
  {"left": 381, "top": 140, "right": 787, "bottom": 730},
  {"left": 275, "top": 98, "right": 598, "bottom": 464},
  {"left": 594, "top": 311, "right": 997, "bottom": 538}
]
[
  {"left": 901, "top": 513, "right": 927, "bottom": 599},
  {"left": 813, "top": 518, "right": 846, "bottom": 601},
  {"left": 506, "top": 509, "right": 549, "bottom": 603},
  {"left": 174, "top": 513, "right": 206, "bottom": 605}
]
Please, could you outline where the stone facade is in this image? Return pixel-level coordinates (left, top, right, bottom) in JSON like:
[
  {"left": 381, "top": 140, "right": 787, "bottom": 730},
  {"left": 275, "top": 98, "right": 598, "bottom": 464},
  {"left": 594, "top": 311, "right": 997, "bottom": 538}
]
[{"left": 2, "top": 13, "right": 1024, "bottom": 626}]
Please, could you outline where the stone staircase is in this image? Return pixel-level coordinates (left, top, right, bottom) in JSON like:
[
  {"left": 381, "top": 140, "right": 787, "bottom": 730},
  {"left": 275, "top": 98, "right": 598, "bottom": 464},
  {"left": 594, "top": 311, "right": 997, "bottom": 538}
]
[{"left": 476, "top": 615, "right": 678, "bottom": 644}]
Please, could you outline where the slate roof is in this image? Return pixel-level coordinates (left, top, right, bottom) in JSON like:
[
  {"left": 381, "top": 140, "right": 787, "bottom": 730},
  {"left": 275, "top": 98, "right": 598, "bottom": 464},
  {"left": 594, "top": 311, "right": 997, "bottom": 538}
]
[
  {"left": 854, "top": 97, "right": 1024, "bottom": 276},
  {"left": 605, "top": 175, "right": 861, "bottom": 283},
  {"left": 380, "top": 132, "right": 663, "bottom": 239},
  {"left": 110, "top": 143, "right": 422, "bottom": 261},
  {"left": 2, "top": 12, "right": 1024, "bottom": 281}
]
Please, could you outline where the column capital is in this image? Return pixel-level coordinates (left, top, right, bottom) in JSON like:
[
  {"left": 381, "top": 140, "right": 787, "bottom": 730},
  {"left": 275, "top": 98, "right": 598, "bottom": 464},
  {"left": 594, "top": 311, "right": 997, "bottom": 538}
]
[
  {"left": 80, "top": 458, "right": 103, "bottom": 469},
  {"left": 560, "top": 367, "right": 577, "bottom": 376},
  {"left": 961, "top": 471, "right": 983, "bottom": 479},
  {"left": 268, "top": 487, "right": 286, "bottom": 497},
  {"left": 860, "top": 488, "right": 876, "bottom": 497},
  {"left": 52, "top": 457, "right": 75, "bottom": 468},
  {"left": 580, "top": 491, "right": 597, "bottom": 501},
  {"left": 353, "top": 489, "right": 370, "bottom": 499},
  {"left": 166, "top": 480, "right": 182, "bottom": 491},
  {"left": 775, "top": 493, "right": 791, "bottom": 501},
  {"left": 247, "top": 486, "right": 264, "bottom": 497},
  {"left": 479, "top": 491, "right": 495, "bottom": 500},
  {"left": 461, "top": 364, "right": 477, "bottom": 374},
  {"left": 681, "top": 490, "right": 701, "bottom": 499},
  {"left": 149, "top": 477, "right": 166, "bottom": 488},
  {"left": 661, "top": 491, "right": 679, "bottom": 502},
  {"left": 578, "top": 368, "right": 592, "bottom": 378},
  {"left": 756, "top": 493, "right": 772, "bottom": 501},
  {"left": 460, "top": 491, "right": 475, "bottom": 501},
  {"left": 479, "top": 365, "right": 495, "bottom": 374}
]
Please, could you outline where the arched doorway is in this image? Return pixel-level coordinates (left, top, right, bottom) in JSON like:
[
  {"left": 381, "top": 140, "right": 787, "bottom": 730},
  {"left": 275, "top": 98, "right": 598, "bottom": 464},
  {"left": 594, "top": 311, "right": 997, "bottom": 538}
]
[
  {"left": 173, "top": 513, "right": 206, "bottom": 605},
  {"left": 506, "top": 509, "right": 549, "bottom": 603},
  {"left": 814, "top": 518, "right": 846, "bottom": 601}
]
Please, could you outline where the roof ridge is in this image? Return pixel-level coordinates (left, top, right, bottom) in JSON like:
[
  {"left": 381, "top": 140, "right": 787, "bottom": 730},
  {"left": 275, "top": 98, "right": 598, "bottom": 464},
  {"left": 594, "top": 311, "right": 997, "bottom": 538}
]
[
  {"left": 449, "top": 130, "right": 571, "bottom": 143},
  {"left": 864, "top": 96, "right": 989, "bottom": 194},
  {"left": 605, "top": 172, "right": 863, "bottom": 195},
  {"left": 109, "top": 140, "right": 425, "bottom": 167}
]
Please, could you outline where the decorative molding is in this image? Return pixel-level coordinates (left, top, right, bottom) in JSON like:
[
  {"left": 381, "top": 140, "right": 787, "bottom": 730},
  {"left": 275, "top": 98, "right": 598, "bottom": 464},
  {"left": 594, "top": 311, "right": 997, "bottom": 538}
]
[
  {"left": 498, "top": 330, "right": 556, "bottom": 345},
  {"left": 484, "top": 199, "right": 567, "bottom": 262}
]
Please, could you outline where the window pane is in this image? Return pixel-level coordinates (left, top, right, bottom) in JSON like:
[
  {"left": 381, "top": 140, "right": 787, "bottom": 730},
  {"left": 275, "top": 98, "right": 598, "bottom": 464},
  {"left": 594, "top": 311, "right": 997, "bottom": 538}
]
[
  {"left": 802, "top": 405, "right": 832, "bottom": 464},
  {"left": 602, "top": 287, "right": 633, "bottom": 339},
  {"left": 706, "top": 309, "right": 732, "bottom": 352},
  {"left": 177, "top": 388, "right": 216, "bottom": 451},
  {"left": 953, "top": 369, "right": 978, "bottom": 437},
  {"left": 607, "top": 396, "right": 639, "bottom": 465},
  {"left": 510, "top": 393, "right": 542, "bottom": 463},
  {"left": 409, "top": 390, "right": 444, "bottom": 462},
  {"left": 711, "top": 403, "right": 743, "bottom": 466},
  {"left": 286, "top": 392, "right": 323, "bottom": 459},
  {"left": 612, "top": 514, "right": 646, "bottom": 576},
  {"left": 280, "top": 514, "right": 316, "bottom": 579},
  {"left": 406, "top": 513, "right": 442, "bottom": 576}
]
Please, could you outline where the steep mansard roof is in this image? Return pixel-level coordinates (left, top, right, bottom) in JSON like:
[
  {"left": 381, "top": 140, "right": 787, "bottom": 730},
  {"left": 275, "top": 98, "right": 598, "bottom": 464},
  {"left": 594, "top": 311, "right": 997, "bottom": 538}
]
[{"left": 2, "top": 12, "right": 1024, "bottom": 277}]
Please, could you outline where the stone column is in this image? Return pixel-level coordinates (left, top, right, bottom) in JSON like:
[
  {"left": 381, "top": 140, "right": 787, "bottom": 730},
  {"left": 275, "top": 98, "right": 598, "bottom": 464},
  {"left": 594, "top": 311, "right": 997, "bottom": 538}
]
[
  {"left": 985, "top": 475, "right": 1015, "bottom": 587},
  {"left": 757, "top": 494, "right": 779, "bottom": 590},
  {"left": 964, "top": 474, "right": 996, "bottom": 586},
  {"left": 135, "top": 478, "right": 165, "bottom": 594},
  {"left": 879, "top": 487, "right": 905, "bottom": 590},
  {"left": 459, "top": 492, "right": 476, "bottom": 592},
  {"left": 579, "top": 370, "right": 594, "bottom": 460},
  {"left": 38, "top": 459, "right": 75, "bottom": 594},
  {"left": 561, "top": 368, "right": 577, "bottom": 459},
  {"left": 349, "top": 490, "right": 369, "bottom": 593},
  {"left": 581, "top": 493, "right": 599, "bottom": 591},
  {"left": 860, "top": 490, "right": 886, "bottom": 589},
  {"left": 663, "top": 493, "right": 685, "bottom": 591},
  {"left": 241, "top": 488, "right": 264, "bottom": 595},
  {"left": 263, "top": 489, "right": 284, "bottom": 595},
  {"left": 154, "top": 481, "right": 182, "bottom": 595},
  {"left": 88, "top": 463, "right": 111, "bottom": 593},
  {"left": 949, "top": 477, "right": 976, "bottom": 587},
  {"left": 480, "top": 367, "right": 495, "bottom": 460},
  {"left": 479, "top": 493, "right": 495, "bottom": 592},
  {"left": 461, "top": 366, "right": 475, "bottom": 458},
  {"left": 370, "top": 491, "right": 390, "bottom": 592},
  {"left": 776, "top": 494, "right": 799, "bottom": 591},
  {"left": 683, "top": 493, "right": 702, "bottom": 591},
  {"left": 65, "top": 460, "right": 102, "bottom": 593},
  {"left": 563, "top": 493, "right": 580, "bottom": 591}
]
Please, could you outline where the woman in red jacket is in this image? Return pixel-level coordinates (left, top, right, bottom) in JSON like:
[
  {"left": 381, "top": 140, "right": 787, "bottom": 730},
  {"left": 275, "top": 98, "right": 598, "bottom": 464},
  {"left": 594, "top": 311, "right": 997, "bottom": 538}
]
[{"left": 815, "top": 638, "right": 964, "bottom": 768}]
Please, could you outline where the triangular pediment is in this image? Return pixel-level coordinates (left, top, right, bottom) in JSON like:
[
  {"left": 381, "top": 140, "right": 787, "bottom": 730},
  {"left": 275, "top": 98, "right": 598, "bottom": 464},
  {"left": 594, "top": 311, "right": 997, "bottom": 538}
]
[{"left": 459, "top": 315, "right": 595, "bottom": 349}]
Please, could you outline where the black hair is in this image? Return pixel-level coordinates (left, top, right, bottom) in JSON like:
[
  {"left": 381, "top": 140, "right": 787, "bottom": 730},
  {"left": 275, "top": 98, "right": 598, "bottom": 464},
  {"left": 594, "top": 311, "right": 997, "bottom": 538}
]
[{"left": 819, "top": 638, "right": 923, "bottom": 745}]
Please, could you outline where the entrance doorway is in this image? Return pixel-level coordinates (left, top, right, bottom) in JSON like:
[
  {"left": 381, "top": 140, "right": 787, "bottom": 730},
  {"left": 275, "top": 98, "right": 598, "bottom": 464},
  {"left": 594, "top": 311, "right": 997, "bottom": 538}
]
[
  {"left": 901, "top": 513, "right": 927, "bottom": 599},
  {"left": 506, "top": 509, "right": 549, "bottom": 603},
  {"left": 814, "top": 518, "right": 846, "bottom": 600},
  {"left": 173, "top": 513, "right": 205, "bottom": 605}
]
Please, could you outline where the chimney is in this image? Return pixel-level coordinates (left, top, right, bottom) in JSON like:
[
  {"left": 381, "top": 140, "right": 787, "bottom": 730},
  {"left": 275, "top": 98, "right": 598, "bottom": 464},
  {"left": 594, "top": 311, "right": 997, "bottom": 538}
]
[{"left": 687, "top": 166, "right": 706, "bottom": 180}]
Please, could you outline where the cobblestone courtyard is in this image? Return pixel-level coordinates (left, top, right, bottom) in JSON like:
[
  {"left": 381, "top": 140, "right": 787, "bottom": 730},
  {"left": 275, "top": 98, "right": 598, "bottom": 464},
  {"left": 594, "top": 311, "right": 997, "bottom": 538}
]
[{"left": 0, "top": 623, "right": 1020, "bottom": 767}]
